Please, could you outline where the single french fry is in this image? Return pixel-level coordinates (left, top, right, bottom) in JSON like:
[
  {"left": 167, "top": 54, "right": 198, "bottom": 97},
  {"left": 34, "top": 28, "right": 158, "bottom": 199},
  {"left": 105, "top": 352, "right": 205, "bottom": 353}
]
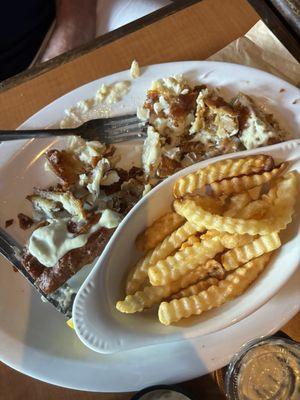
[
  {"left": 220, "top": 232, "right": 255, "bottom": 249},
  {"left": 170, "top": 277, "right": 219, "bottom": 300},
  {"left": 135, "top": 212, "right": 185, "bottom": 252},
  {"left": 173, "top": 155, "right": 274, "bottom": 198},
  {"left": 148, "top": 236, "right": 224, "bottom": 286},
  {"left": 126, "top": 221, "right": 198, "bottom": 294},
  {"left": 200, "top": 230, "right": 254, "bottom": 248},
  {"left": 158, "top": 253, "right": 272, "bottom": 325},
  {"left": 117, "top": 283, "right": 179, "bottom": 314},
  {"left": 125, "top": 251, "right": 153, "bottom": 295},
  {"left": 209, "top": 163, "right": 287, "bottom": 196},
  {"left": 221, "top": 233, "right": 280, "bottom": 271},
  {"left": 177, "top": 260, "right": 225, "bottom": 286}
]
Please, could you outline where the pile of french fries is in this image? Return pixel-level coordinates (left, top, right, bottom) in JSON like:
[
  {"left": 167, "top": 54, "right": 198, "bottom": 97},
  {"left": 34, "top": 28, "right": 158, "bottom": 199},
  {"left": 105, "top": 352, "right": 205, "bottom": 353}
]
[{"left": 116, "top": 155, "right": 298, "bottom": 326}]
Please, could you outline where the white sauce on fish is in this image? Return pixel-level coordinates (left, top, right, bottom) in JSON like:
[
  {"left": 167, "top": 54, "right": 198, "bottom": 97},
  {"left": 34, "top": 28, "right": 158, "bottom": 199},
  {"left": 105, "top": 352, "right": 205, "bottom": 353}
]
[{"left": 29, "top": 210, "right": 121, "bottom": 267}]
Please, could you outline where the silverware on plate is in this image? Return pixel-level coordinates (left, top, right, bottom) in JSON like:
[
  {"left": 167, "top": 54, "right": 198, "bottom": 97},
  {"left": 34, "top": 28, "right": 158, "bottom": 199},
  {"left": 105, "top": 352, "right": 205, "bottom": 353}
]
[
  {"left": 0, "top": 227, "right": 75, "bottom": 318},
  {"left": 0, "top": 114, "right": 146, "bottom": 143}
]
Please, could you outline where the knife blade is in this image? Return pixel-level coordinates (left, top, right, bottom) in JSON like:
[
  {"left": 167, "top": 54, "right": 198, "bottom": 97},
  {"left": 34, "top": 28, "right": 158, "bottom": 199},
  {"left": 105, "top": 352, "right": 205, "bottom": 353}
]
[{"left": 0, "top": 227, "right": 75, "bottom": 318}]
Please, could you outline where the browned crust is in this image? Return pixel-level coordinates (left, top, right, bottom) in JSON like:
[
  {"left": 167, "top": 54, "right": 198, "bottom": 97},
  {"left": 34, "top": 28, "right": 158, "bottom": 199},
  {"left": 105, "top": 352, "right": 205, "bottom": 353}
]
[
  {"left": 22, "top": 249, "right": 45, "bottom": 279},
  {"left": 32, "top": 227, "right": 114, "bottom": 294},
  {"left": 45, "top": 149, "right": 87, "bottom": 186},
  {"left": 5, "top": 219, "right": 14, "bottom": 228},
  {"left": 157, "top": 155, "right": 181, "bottom": 178},
  {"left": 169, "top": 88, "right": 200, "bottom": 119},
  {"left": 179, "top": 141, "right": 205, "bottom": 155},
  {"left": 101, "top": 166, "right": 144, "bottom": 195},
  {"left": 205, "top": 96, "right": 238, "bottom": 116},
  {"left": 17, "top": 213, "right": 34, "bottom": 230}
]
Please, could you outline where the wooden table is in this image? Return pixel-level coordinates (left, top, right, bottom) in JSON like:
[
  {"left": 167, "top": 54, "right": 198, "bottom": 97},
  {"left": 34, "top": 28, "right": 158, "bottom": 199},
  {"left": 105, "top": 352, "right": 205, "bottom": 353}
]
[{"left": 0, "top": 0, "right": 299, "bottom": 398}]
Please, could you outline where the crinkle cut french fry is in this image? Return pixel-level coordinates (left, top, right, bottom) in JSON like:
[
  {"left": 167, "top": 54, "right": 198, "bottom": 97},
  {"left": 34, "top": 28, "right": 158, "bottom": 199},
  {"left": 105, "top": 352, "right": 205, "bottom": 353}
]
[
  {"left": 224, "top": 192, "right": 252, "bottom": 217},
  {"left": 200, "top": 230, "right": 254, "bottom": 250},
  {"left": 248, "top": 185, "right": 262, "bottom": 200},
  {"left": 174, "top": 172, "right": 297, "bottom": 235},
  {"left": 170, "top": 277, "right": 220, "bottom": 300},
  {"left": 135, "top": 212, "right": 185, "bottom": 252},
  {"left": 173, "top": 155, "right": 274, "bottom": 198},
  {"left": 118, "top": 260, "right": 225, "bottom": 313},
  {"left": 263, "top": 172, "right": 297, "bottom": 220},
  {"left": 188, "top": 195, "right": 225, "bottom": 214},
  {"left": 209, "top": 163, "right": 287, "bottom": 196},
  {"left": 179, "top": 235, "right": 200, "bottom": 251},
  {"left": 262, "top": 185, "right": 277, "bottom": 205},
  {"left": 117, "top": 284, "right": 176, "bottom": 313},
  {"left": 158, "top": 253, "right": 272, "bottom": 325},
  {"left": 221, "top": 233, "right": 280, "bottom": 271},
  {"left": 148, "top": 237, "right": 224, "bottom": 286},
  {"left": 178, "top": 260, "right": 225, "bottom": 287},
  {"left": 237, "top": 199, "right": 269, "bottom": 220},
  {"left": 220, "top": 232, "right": 255, "bottom": 249},
  {"left": 126, "top": 221, "right": 198, "bottom": 294},
  {"left": 224, "top": 186, "right": 262, "bottom": 217},
  {"left": 125, "top": 251, "right": 153, "bottom": 295}
]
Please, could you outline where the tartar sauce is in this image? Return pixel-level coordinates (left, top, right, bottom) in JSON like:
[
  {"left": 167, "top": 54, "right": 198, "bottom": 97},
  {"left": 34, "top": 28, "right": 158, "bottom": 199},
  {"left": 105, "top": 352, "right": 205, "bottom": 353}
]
[{"left": 28, "top": 209, "right": 121, "bottom": 267}]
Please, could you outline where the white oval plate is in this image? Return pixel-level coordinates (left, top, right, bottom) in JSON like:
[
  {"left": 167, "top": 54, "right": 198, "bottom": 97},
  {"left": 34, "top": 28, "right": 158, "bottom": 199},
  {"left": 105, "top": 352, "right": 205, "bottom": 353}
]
[
  {"left": 74, "top": 140, "right": 300, "bottom": 354},
  {"left": 0, "top": 61, "right": 300, "bottom": 391}
]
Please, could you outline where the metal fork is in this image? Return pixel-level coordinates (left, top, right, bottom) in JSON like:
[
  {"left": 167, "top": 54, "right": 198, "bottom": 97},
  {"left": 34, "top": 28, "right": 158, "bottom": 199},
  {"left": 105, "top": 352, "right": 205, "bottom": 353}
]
[
  {"left": 0, "top": 114, "right": 147, "bottom": 144},
  {"left": 0, "top": 228, "right": 75, "bottom": 318}
]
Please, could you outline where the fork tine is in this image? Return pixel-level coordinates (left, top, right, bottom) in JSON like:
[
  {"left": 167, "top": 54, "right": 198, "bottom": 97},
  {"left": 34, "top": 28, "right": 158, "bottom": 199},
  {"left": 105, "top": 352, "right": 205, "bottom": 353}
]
[
  {"left": 0, "top": 227, "right": 22, "bottom": 250},
  {"left": 0, "top": 227, "right": 74, "bottom": 317}
]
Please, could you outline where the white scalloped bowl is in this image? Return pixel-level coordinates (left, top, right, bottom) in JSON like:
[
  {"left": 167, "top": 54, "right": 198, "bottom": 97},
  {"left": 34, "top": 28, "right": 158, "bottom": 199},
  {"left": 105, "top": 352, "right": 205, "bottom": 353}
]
[{"left": 73, "top": 139, "right": 300, "bottom": 354}]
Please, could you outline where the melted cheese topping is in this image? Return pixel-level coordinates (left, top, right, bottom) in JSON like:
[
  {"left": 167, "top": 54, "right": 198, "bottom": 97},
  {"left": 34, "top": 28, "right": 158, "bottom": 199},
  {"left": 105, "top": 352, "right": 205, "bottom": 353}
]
[
  {"left": 28, "top": 210, "right": 121, "bottom": 268},
  {"left": 235, "top": 93, "right": 284, "bottom": 150},
  {"left": 142, "top": 126, "right": 161, "bottom": 176},
  {"left": 239, "top": 114, "right": 277, "bottom": 150},
  {"left": 87, "top": 158, "right": 110, "bottom": 199},
  {"left": 78, "top": 141, "right": 106, "bottom": 165}
]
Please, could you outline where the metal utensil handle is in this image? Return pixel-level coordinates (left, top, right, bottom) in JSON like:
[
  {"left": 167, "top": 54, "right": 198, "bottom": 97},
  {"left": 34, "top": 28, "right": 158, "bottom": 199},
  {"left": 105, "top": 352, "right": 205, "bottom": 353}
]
[
  {"left": 0, "top": 228, "right": 74, "bottom": 317},
  {"left": 0, "top": 128, "right": 77, "bottom": 141}
]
